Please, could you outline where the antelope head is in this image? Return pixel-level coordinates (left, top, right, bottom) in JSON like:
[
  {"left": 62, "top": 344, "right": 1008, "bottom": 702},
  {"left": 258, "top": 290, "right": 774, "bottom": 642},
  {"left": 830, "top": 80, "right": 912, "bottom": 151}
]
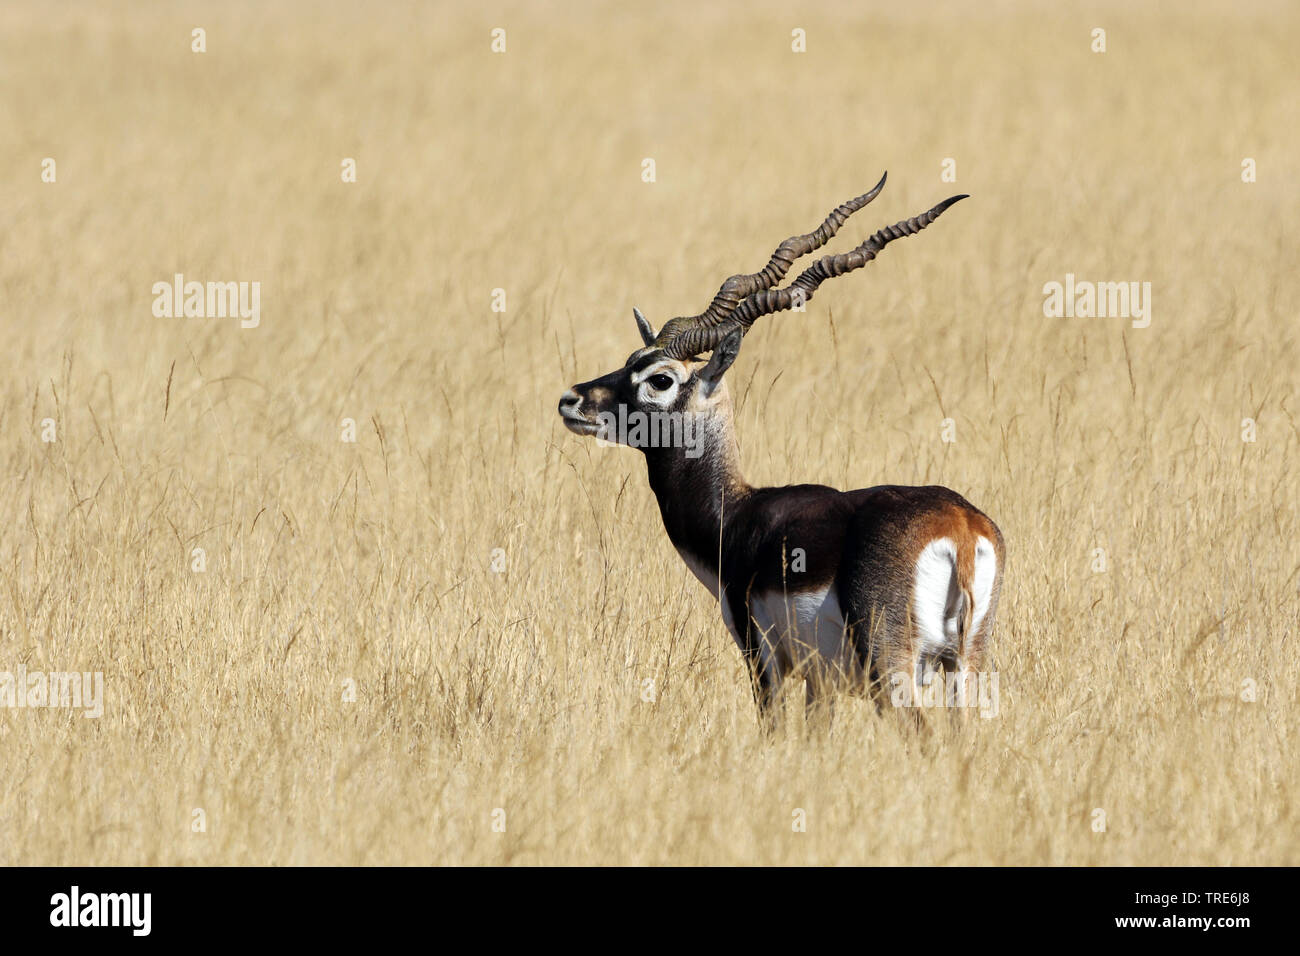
[{"left": 557, "top": 173, "right": 967, "bottom": 453}]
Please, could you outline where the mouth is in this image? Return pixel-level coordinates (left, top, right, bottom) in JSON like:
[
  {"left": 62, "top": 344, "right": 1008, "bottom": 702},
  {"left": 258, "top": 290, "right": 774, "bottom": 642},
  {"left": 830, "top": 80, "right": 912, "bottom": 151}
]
[{"left": 560, "top": 412, "right": 600, "bottom": 436}]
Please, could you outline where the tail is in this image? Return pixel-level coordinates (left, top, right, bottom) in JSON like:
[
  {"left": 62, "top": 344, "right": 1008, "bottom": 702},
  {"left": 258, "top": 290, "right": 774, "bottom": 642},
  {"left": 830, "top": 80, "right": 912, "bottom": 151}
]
[{"left": 956, "top": 584, "right": 975, "bottom": 656}]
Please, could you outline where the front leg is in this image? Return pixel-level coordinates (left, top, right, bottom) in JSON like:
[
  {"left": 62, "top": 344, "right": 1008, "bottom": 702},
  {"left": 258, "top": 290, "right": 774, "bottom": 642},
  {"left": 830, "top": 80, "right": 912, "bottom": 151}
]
[
  {"left": 731, "top": 591, "right": 785, "bottom": 733},
  {"left": 803, "top": 676, "right": 836, "bottom": 732},
  {"left": 744, "top": 640, "right": 785, "bottom": 734}
]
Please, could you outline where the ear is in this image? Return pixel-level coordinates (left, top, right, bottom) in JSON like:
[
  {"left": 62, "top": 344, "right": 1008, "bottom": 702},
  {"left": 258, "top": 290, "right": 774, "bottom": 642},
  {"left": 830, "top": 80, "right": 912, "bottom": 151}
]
[
  {"left": 633, "top": 307, "right": 656, "bottom": 346},
  {"left": 699, "top": 327, "right": 743, "bottom": 393}
]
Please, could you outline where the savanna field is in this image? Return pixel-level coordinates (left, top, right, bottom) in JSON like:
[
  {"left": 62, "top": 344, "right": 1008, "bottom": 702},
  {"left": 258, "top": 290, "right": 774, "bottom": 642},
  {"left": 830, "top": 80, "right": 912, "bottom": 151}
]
[{"left": 0, "top": 1, "right": 1296, "bottom": 865}]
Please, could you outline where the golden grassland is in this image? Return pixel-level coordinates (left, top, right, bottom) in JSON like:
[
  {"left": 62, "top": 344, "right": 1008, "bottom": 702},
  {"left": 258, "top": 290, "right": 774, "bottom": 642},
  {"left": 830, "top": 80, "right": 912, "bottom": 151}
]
[{"left": 0, "top": 0, "right": 1296, "bottom": 865}]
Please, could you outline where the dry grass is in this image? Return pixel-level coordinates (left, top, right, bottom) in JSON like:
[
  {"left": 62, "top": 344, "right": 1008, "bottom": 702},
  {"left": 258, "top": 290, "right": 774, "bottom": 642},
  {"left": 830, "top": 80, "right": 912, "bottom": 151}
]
[{"left": 0, "top": 0, "right": 1296, "bottom": 865}]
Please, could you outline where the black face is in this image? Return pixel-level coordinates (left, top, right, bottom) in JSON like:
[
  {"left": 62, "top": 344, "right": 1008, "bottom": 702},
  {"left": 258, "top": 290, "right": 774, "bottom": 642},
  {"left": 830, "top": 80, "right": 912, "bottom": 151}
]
[
  {"left": 557, "top": 349, "right": 690, "bottom": 439},
  {"left": 557, "top": 326, "right": 743, "bottom": 447}
]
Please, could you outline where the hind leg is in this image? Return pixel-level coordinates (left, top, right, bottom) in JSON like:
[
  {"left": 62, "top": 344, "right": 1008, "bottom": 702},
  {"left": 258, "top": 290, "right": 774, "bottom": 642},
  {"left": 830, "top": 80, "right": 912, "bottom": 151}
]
[
  {"left": 878, "top": 631, "right": 930, "bottom": 732},
  {"left": 848, "top": 609, "right": 903, "bottom": 714},
  {"left": 849, "top": 602, "right": 938, "bottom": 731},
  {"left": 952, "top": 616, "right": 997, "bottom": 724}
]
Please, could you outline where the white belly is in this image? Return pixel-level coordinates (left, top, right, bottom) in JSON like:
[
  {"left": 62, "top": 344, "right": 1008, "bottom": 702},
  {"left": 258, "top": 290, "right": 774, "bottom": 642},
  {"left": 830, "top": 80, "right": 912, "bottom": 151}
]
[
  {"left": 675, "top": 549, "right": 857, "bottom": 681},
  {"left": 749, "top": 586, "right": 856, "bottom": 680}
]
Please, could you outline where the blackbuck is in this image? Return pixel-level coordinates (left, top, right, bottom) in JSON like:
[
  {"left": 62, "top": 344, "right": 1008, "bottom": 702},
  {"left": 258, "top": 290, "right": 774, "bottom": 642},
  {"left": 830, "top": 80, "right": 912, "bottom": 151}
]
[{"left": 558, "top": 174, "right": 1004, "bottom": 729}]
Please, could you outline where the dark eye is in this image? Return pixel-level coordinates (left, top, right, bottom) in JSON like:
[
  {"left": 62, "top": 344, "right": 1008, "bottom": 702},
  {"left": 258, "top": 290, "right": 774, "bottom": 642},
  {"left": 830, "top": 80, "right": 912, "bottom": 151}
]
[{"left": 648, "top": 374, "right": 674, "bottom": 391}]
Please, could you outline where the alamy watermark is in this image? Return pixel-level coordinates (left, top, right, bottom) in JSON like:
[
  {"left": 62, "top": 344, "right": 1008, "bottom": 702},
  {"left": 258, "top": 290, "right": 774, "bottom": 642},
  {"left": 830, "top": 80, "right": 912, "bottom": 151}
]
[
  {"left": 890, "top": 669, "right": 999, "bottom": 718},
  {"left": 1042, "top": 273, "right": 1151, "bottom": 328},
  {"left": 50, "top": 886, "right": 150, "bottom": 936},
  {"left": 152, "top": 273, "right": 260, "bottom": 328},
  {"left": 0, "top": 664, "right": 103, "bottom": 718},
  {"left": 594, "top": 405, "right": 704, "bottom": 458}
]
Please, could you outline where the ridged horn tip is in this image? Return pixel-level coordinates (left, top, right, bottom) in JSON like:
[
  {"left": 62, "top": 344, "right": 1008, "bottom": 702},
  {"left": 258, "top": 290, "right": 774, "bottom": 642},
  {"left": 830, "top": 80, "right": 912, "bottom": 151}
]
[{"left": 632, "top": 306, "right": 656, "bottom": 346}]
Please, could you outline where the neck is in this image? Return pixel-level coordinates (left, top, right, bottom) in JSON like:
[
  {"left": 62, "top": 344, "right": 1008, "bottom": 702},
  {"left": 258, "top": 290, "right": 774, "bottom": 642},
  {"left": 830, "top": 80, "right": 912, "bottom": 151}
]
[{"left": 643, "top": 406, "right": 750, "bottom": 574}]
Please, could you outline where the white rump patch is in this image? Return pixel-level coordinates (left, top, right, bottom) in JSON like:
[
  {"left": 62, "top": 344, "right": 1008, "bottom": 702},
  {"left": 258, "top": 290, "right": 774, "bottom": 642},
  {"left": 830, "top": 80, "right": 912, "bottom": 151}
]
[
  {"left": 969, "top": 535, "right": 997, "bottom": 638},
  {"left": 913, "top": 537, "right": 961, "bottom": 657}
]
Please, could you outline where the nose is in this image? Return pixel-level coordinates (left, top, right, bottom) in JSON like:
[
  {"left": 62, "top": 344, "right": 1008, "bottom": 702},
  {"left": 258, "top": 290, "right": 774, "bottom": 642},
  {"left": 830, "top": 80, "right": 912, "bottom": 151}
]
[{"left": 558, "top": 389, "right": 581, "bottom": 415}]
